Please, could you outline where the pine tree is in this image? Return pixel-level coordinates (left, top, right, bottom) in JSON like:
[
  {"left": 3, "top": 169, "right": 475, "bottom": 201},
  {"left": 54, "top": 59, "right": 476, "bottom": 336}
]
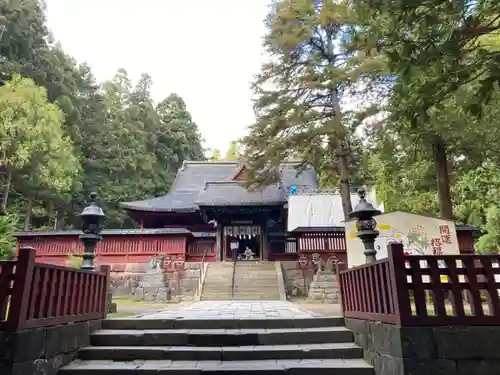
[{"left": 241, "top": 0, "right": 385, "bottom": 218}]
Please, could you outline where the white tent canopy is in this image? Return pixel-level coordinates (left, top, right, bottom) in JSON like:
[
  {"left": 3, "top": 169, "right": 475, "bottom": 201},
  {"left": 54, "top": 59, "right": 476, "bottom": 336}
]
[{"left": 287, "top": 188, "right": 384, "bottom": 232}]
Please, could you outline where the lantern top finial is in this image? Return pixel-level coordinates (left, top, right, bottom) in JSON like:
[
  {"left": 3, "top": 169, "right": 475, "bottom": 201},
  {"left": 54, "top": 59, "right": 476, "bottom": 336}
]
[
  {"left": 348, "top": 187, "right": 381, "bottom": 219},
  {"left": 80, "top": 192, "right": 105, "bottom": 218},
  {"left": 89, "top": 192, "right": 98, "bottom": 203},
  {"left": 357, "top": 188, "right": 366, "bottom": 200}
]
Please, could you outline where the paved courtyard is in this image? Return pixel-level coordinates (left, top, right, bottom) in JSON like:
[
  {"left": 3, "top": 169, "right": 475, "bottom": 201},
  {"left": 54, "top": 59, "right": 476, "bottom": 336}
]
[{"left": 134, "top": 300, "right": 338, "bottom": 319}]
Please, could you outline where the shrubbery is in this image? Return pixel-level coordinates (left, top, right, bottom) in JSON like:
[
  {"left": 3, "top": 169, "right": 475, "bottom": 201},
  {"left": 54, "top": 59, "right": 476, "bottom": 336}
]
[{"left": 0, "top": 214, "right": 18, "bottom": 260}]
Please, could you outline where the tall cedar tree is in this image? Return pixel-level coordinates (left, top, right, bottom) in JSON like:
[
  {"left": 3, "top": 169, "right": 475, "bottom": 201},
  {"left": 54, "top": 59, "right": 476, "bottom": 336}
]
[
  {"left": 353, "top": 0, "right": 500, "bottom": 219},
  {"left": 242, "top": 0, "right": 385, "bottom": 218}
]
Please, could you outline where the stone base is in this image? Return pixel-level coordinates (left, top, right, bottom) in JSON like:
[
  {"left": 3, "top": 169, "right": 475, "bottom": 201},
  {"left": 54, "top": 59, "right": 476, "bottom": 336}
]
[
  {"left": 306, "top": 270, "right": 340, "bottom": 303},
  {"left": 0, "top": 320, "right": 101, "bottom": 375},
  {"left": 108, "top": 262, "right": 203, "bottom": 302},
  {"left": 108, "top": 303, "right": 117, "bottom": 314},
  {"left": 345, "top": 318, "right": 500, "bottom": 375}
]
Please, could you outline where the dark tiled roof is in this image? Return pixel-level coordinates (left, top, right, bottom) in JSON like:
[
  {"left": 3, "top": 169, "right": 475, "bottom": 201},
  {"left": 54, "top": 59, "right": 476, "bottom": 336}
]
[
  {"left": 14, "top": 228, "right": 191, "bottom": 237},
  {"left": 120, "top": 161, "right": 318, "bottom": 212},
  {"left": 196, "top": 182, "right": 285, "bottom": 206},
  {"left": 291, "top": 227, "right": 345, "bottom": 233}
]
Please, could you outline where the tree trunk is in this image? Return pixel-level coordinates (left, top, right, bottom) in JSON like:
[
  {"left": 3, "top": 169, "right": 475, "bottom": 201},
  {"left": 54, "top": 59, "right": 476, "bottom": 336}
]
[
  {"left": 55, "top": 209, "right": 66, "bottom": 230},
  {"left": 0, "top": 167, "right": 12, "bottom": 215},
  {"left": 432, "top": 136, "right": 454, "bottom": 220},
  {"left": 24, "top": 195, "right": 33, "bottom": 230},
  {"left": 336, "top": 140, "right": 353, "bottom": 219},
  {"left": 325, "top": 28, "right": 353, "bottom": 220}
]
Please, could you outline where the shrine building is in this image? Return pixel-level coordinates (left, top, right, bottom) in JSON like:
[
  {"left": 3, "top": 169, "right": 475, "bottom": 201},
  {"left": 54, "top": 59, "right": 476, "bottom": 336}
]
[{"left": 15, "top": 161, "right": 477, "bottom": 266}]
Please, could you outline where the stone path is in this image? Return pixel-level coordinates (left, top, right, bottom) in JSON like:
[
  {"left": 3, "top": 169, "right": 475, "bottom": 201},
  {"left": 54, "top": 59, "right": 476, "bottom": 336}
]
[{"left": 135, "top": 300, "right": 329, "bottom": 319}]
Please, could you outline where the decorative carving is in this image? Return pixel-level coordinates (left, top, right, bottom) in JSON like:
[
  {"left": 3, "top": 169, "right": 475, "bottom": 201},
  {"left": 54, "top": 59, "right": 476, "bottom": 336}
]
[{"left": 298, "top": 255, "right": 309, "bottom": 268}]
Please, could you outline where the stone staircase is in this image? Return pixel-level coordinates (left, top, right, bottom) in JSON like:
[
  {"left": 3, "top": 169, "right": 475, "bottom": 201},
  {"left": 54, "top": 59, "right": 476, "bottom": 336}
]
[
  {"left": 59, "top": 316, "right": 374, "bottom": 374},
  {"left": 200, "top": 261, "right": 281, "bottom": 301}
]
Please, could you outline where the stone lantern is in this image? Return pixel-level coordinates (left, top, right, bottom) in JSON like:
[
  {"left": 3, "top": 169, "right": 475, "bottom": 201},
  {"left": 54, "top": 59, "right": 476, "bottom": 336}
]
[
  {"left": 348, "top": 188, "right": 382, "bottom": 264},
  {"left": 79, "top": 192, "right": 105, "bottom": 270}
]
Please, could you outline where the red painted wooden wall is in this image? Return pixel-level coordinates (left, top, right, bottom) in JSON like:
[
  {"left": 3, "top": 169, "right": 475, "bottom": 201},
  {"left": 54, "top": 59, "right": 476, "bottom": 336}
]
[{"left": 16, "top": 234, "right": 189, "bottom": 266}]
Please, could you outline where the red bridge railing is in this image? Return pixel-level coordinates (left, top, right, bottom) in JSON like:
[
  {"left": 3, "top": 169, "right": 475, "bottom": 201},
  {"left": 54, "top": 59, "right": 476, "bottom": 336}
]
[
  {"left": 339, "top": 243, "right": 500, "bottom": 326},
  {"left": 0, "top": 247, "right": 110, "bottom": 331}
]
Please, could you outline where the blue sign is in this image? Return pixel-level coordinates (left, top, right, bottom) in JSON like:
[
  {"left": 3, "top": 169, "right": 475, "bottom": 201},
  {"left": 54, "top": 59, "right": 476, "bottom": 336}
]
[{"left": 290, "top": 185, "right": 297, "bottom": 195}]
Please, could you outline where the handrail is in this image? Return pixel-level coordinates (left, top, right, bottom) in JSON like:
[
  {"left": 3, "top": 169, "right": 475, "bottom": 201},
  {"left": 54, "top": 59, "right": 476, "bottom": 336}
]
[
  {"left": 231, "top": 249, "right": 237, "bottom": 299},
  {"left": 196, "top": 248, "right": 210, "bottom": 297},
  {"left": 1, "top": 247, "right": 109, "bottom": 332}
]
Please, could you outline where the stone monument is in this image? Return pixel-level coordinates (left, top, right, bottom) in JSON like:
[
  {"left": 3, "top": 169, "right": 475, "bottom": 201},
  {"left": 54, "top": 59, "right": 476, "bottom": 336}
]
[{"left": 133, "top": 254, "right": 170, "bottom": 302}]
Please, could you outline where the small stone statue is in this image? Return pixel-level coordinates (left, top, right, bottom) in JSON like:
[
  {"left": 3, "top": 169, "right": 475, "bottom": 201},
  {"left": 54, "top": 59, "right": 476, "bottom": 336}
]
[
  {"left": 148, "top": 257, "right": 158, "bottom": 271},
  {"left": 240, "top": 247, "right": 255, "bottom": 261},
  {"left": 156, "top": 254, "right": 165, "bottom": 271}
]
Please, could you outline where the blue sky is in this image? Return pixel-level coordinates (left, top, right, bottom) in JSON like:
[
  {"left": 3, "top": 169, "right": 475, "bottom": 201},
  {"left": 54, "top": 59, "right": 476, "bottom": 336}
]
[{"left": 45, "top": 0, "right": 270, "bottom": 154}]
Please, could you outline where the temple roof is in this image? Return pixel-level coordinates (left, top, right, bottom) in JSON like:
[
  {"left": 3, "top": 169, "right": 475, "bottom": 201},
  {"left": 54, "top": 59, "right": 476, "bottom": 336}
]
[
  {"left": 120, "top": 161, "right": 318, "bottom": 212},
  {"left": 196, "top": 182, "right": 285, "bottom": 207}
]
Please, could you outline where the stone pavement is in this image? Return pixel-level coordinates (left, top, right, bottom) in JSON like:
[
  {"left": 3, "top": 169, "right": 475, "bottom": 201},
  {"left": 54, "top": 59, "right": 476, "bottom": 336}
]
[{"left": 134, "top": 300, "right": 331, "bottom": 319}]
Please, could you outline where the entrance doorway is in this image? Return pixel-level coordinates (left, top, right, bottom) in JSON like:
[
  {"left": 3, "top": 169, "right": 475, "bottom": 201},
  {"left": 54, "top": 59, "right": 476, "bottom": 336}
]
[
  {"left": 226, "top": 236, "right": 260, "bottom": 260},
  {"left": 223, "top": 225, "right": 262, "bottom": 261}
]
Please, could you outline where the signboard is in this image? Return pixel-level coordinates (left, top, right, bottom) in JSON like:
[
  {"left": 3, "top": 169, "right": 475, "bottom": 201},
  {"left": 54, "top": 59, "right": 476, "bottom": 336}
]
[{"left": 346, "top": 211, "right": 460, "bottom": 268}]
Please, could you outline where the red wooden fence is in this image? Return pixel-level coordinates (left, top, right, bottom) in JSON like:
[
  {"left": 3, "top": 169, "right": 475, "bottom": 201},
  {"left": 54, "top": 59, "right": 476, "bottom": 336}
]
[
  {"left": 339, "top": 242, "right": 500, "bottom": 326},
  {"left": 0, "top": 247, "right": 110, "bottom": 332}
]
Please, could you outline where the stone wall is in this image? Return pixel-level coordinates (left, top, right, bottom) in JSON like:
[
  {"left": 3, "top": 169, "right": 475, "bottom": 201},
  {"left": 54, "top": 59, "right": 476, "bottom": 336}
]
[
  {"left": 0, "top": 320, "right": 101, "bottom": 375},
  {"left": 281, "top": 261, "right": 341, "bottom": 302},
  {"left": 345, "top": 318, "right": 500, "bottom": 375},
  {"left": 280, "top": 261, "right": 309, "bottom": 298},
  {"left": 306, "top": 270, "right": 340, "bottom": 303},
  {"left": 108, "top": 262, "right": 202, "bottom": 301}
]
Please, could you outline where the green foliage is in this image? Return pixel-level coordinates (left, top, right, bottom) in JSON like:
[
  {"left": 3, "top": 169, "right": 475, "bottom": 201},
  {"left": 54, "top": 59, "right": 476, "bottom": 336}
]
[
  {"left": 453, "top": 162, "right": 500, "bottom": 229},
  {"left": 476, "top": 206, "right": 500, "bottom": 254},
  {"left": 0, "top": 75, "right": 80, "bottom": 215},
  {"left": 353, "top": 0, "right": 500, "bottom": 123},
  {"left": 0, "top": 213, "right": 17, "bottom": 260},
  {"left": 225, "top": 141, "right": 240, "bottom": 161},
  {"left": 0, "top": 1, "right": 206, "bottom": 229},
  {"left": 209, "top": 149, "right": 222, "bottom": 161},
  {"left": 66, "top": 253, "right": 82, "bottom": 268}
]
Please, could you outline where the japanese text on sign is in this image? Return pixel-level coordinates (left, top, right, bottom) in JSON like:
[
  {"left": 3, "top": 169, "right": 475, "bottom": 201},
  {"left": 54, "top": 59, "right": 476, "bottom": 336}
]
[
  {"left": 430, "top": 237, "right": 443, "bottom": 256},
  {"left": 439, "top": 224, "right": 452, "bottom": 244}
]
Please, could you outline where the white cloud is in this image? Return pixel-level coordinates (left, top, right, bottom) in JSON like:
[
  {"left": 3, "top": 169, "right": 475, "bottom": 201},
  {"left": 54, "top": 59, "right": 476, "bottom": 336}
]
[{"left": 45, "top": 0, "right": 270, "bottom": 154}]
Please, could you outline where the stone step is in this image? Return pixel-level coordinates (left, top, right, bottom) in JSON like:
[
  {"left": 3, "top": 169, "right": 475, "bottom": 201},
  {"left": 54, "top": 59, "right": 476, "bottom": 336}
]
[
  {"left": 91, "top": 327, "right": 353, "bottom": 346},
  {"left": 60, "top": 359, "right": 374, "bottom": 374},
  {"left": 202, "top": 288, "right": 279, "bottom": 293},
  {"left": 200, "top": 295, "right": 281, "bottom": 299},
  {"left": 101, "top": 317, "right": 345, "bottom": 330},
  {"left": 198, "top": 295, "right": 280, "bottom": 298},
  {"left": 200, "top": 296, "right": 282, "bottom": 299},
  {"left": 78, "top": 343, "right": 362, "bottom": 361}
]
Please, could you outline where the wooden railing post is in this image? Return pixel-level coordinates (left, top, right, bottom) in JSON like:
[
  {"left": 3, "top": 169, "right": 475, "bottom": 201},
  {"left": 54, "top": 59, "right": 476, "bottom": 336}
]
[
  {"left": 6, "top": 247, "right": 36, "bottom": 331},
  {"left": 387, "top": 243, "right": 412, "bottom": 325},
  {"left": 336, "top": 262, "right": 347, "bottom": 314},
  {"left": 100, "top": 265, "right": 111, "bottom": 318}
]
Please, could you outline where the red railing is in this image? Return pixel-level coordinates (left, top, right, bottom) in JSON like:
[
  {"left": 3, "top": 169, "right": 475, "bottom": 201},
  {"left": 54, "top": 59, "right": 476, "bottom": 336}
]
[
  {"left": 339, "top": 242, "right": 500, "bottom": 326},
  {"left": 0, "top": 247, "right": 110, "bottom": 331},
  {"left": 298, "top": 232, "right": 346, "bottom": 252}
]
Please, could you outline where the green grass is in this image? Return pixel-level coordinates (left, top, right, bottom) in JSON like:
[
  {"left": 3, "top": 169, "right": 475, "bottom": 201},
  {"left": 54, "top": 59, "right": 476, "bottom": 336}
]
[
  {"left": 113, "top": 296, "right": 178, "bottom": 309},
  {"left": 107, "top": 311, "right": 137, "bottom": 318}
]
